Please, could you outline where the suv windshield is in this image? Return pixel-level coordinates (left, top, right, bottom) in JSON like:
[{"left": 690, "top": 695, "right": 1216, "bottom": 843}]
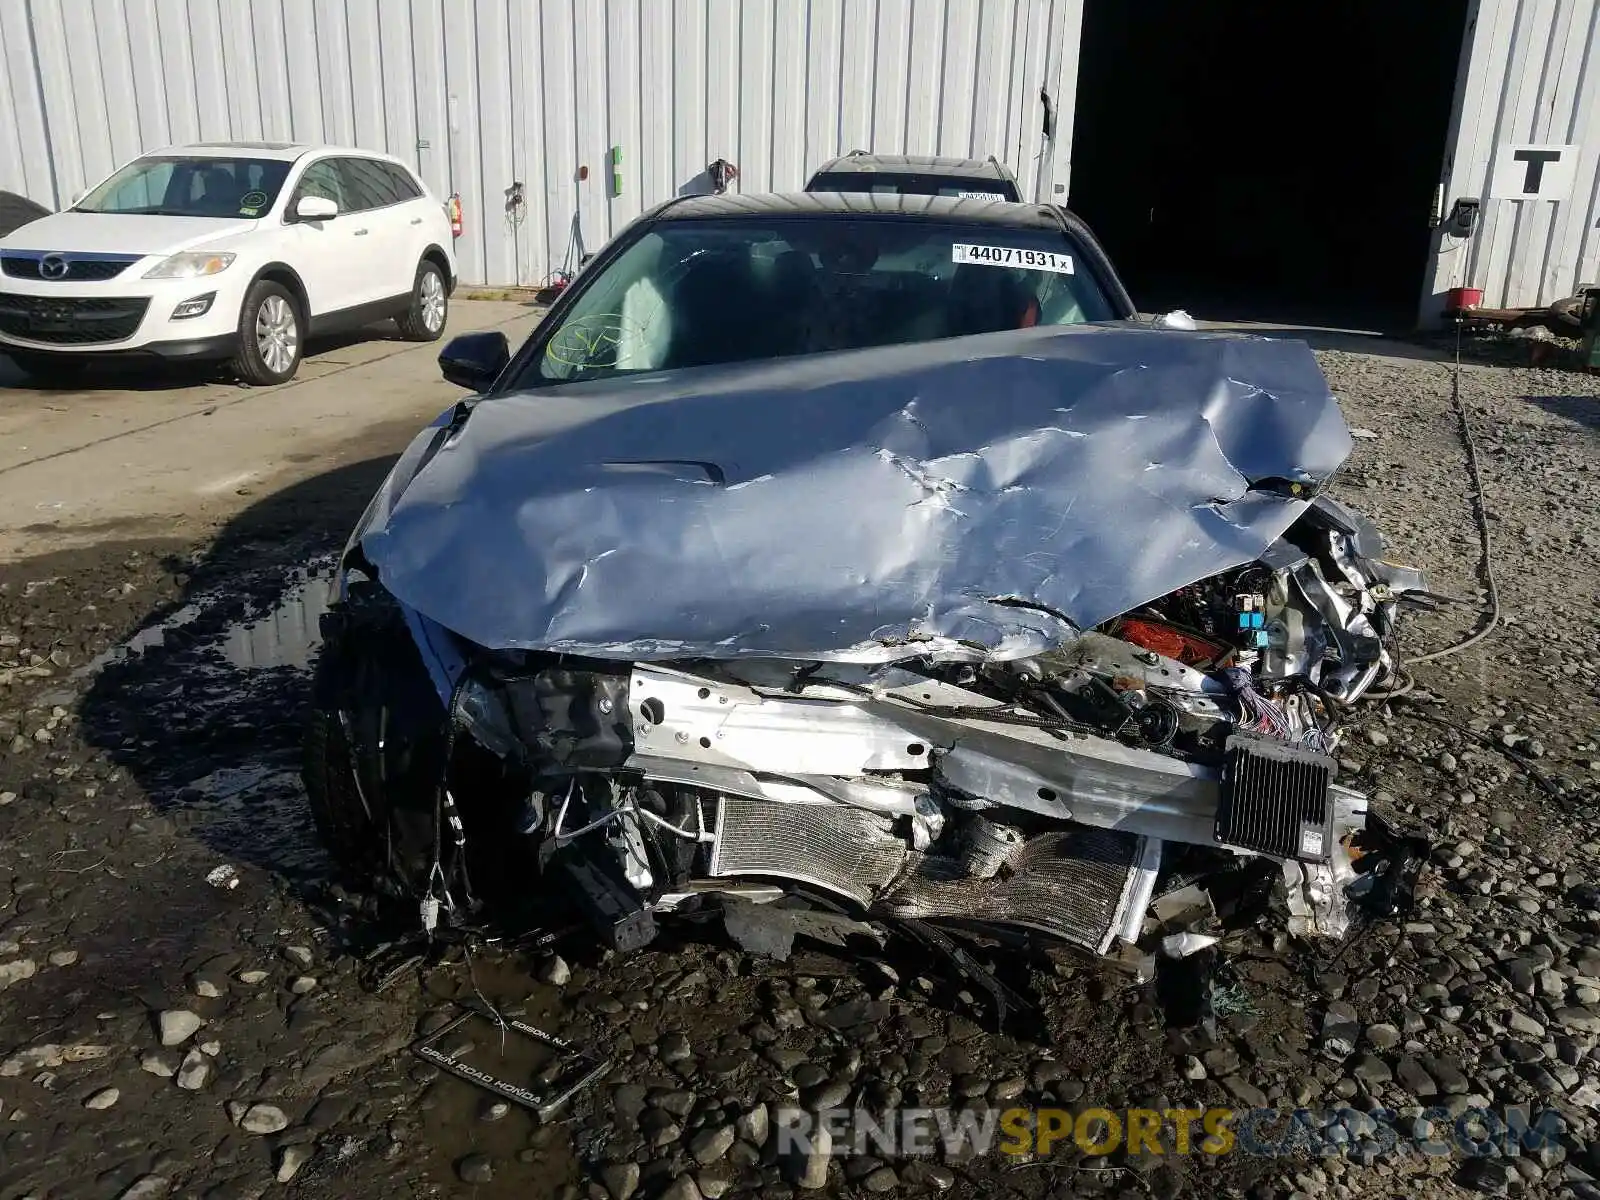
[
  {"left": 75, "top": 156, "right": 293, "bottom": 218},
  {"left": 529, "top": 216, "right": 1114, "bottom": 385},
  {"left": 807, "top": 171, "right": 1020, "bottom": 201}
]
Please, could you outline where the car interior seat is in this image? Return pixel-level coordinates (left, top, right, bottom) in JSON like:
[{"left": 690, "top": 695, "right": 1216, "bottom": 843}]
[
  {"left": 196, "top": 166, "right": 240, "bottom": 215},
  {"left": 948, "top": 264, "right": 1041, "bottom": 337},
  {"left": 663, "top": 251, "right": 761, "bottom": 369},
  {"left": 764, "top": 249, "right": 821, "bottom": 356}
]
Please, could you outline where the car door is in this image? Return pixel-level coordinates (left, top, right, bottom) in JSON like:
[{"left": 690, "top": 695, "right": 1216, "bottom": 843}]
[
  {"left": 380, "top": 162, "right": 437, "bottom": 283},
  {"left": 335, "top": 156, "right": 416, "bottom": 301},
  {"left": 282, "top": 158, "right": 369, "bottom": 317}
]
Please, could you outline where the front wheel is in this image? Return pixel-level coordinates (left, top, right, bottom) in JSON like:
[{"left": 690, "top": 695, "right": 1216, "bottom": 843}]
[
  {"left": 395, "top": 260, "right": 448, "bottom": 342},
  {"left": 303, "top": 586, "right": 446, "bottom": 895},
  {"left": 231, "top": 280, "right": 303, "bottom": 385}
]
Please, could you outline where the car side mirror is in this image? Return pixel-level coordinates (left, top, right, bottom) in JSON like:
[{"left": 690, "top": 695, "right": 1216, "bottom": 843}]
[
  {"left": 294, "top": 195, "right": 339, "bottom": 222},
  {"left": 439, "top": 331, "right": 509, "bottom": 391}
]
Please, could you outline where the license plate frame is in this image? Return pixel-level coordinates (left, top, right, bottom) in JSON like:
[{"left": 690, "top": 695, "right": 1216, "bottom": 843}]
[{"left": 410, "top": 1006, "right": 610, "bottom": 1122}]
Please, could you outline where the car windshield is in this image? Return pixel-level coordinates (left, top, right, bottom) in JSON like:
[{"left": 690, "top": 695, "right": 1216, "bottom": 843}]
[
  {"left": 528, "top": 216, "right": 1115, "bottom": 384},
  {"left": 74, "top": 156, "right": 292, "bottom": 218},
  {"left": 807, "top": 171, "right": 1020, "bottom": 200}
]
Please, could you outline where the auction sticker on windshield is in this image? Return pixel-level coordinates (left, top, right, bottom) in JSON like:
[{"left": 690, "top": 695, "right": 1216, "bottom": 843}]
[{"left": 952, "top": 244, "right": 1074, "bottom": 274}]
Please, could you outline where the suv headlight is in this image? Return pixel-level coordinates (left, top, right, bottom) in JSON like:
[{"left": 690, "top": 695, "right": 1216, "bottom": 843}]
[{"left": 144, "top": 251, "right": 236, "bottom": 280}]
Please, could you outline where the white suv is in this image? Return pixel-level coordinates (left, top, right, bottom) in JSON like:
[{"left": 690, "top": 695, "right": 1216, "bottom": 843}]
[{"left": 0, "top": 142, "right": 456, "bottom": 385}]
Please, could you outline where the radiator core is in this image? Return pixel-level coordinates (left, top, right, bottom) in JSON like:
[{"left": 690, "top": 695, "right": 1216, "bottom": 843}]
[
  {"left": 878, "top": 827, "right": 1150, "bottom": 954},
  {"left": 708, "top": 795, "right": 909, "bottom": 907}
]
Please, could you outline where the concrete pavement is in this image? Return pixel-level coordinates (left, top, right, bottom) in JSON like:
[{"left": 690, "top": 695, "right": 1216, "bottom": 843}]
[{"left": 0, "top": 300, "right": 545, "bottom": 560}]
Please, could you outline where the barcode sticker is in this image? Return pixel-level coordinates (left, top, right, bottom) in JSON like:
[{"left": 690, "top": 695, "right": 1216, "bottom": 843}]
[{"left": 952, "top": 243, "right": 1074, "bottom": 274}]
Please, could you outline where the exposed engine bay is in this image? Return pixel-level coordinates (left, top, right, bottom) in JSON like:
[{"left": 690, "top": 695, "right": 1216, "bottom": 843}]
[{"left": 306, "top": 326, "right": 1437, "bottom": 994}]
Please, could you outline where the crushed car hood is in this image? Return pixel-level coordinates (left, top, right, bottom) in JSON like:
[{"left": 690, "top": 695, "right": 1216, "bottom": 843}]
[{"left": 359, "top": 325, "right": 1353, "bottom": 662}]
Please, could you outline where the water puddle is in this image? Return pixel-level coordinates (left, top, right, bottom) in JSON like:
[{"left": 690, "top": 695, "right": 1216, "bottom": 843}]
[
  {"left": 184, "top": 762, "right": 331, "bottom": 875},
  {"left": 71, "top": 559, "right": 342, "bottom": 875},
  {"left": 75, "top": 600, "right": 208, "bottom": 679},
  {"left": 218, "top": 568, "right": 333, "bottom": 671},
  {"left": 77, "top": 561, "right": 336, "bottom": 679}
]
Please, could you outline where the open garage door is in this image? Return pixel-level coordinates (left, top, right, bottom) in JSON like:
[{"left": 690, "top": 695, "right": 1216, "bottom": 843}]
[{"left": 1069, "top": 0, "right": 1469, "bottom": 329}]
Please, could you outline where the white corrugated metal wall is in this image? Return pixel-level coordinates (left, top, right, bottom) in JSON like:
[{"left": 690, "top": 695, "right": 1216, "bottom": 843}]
[
  {"left": 0, "top": 0, "right": 1081, "bottom": 288},
  {"left": 1425, "top": 0, "right": 1600, "bottom": 317}
]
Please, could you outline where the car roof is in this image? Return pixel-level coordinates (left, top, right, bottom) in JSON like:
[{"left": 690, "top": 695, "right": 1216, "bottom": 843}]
[
  {"left": 147, "top": 142, "right": 407, "bottom": 165},
  {"left": 658, "top": 191, "right": 1066, "bottom": 231},
  {"left": 809, "top": 152, "right": 1015, "bottom": 181}
]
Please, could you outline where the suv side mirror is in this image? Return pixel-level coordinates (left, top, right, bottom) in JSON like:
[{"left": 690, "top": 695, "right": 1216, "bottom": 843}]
[
  {"left": 294, "top": 195, "right": 338, "bottom": 222},
  {"left": 439, "top": 331, "right": 510, "bottom": 391}
]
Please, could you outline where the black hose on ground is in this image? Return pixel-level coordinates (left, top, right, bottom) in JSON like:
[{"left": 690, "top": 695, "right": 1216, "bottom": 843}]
[
  {"left": 1406, "top": 320, "right": 1502, "bottom": 665},
  {"left": 1353, "top": 325, "right": 1570, "bottom": 797},
  {"left": 1366, "top": 319, "right": 1498, "bottom": 703}
]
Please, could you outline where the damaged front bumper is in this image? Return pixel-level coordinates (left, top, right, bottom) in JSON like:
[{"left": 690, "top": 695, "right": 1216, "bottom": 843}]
[
  {"left": 439, "top": 655, "right": 1399, "bottom": 970},
  {"left": 310, "top": 510, "right": 1431, "bottom": 985}
]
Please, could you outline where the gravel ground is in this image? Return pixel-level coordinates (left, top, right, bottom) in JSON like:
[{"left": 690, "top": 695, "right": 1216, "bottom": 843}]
[{"left": 0, "top": 344, "right": 1597, "bottom": 1200}]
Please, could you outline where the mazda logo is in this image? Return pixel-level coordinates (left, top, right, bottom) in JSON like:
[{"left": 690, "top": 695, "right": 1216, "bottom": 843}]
[{"left": 39, "top": 254, "right": 69, "bottom": 279}]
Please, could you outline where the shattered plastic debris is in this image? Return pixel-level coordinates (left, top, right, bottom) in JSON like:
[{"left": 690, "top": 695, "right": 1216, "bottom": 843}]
[
  {"left": 720, "top": 896, "right": 884, "bottom": 961},
  {"left": 205, "top": 865, "right": 240, "bottom": 890},
  {"left": 1344, "top": 813, "right": 1431, "bottom": 920},
  {"left": 1160, "top": 931, "right": 1221, "bottom": 958},
  {"left": 1210, "top": 982, "right": 1260, "bottom": 1019},
  {"left": 896, "top": 919, "right": 1037, "bottom": 1031}
]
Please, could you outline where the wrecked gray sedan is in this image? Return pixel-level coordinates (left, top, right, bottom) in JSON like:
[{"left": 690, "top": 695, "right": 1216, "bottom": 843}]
[{"left": 305, "top": 194, "right": 1429, "bottom": 995}]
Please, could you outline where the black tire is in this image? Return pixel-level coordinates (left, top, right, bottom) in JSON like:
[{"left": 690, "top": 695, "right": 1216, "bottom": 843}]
[
  {"left": 303, "top": 585, "right": 446, "bottom": 895},
  {"left": 6, "top": 350, "right": 88, "bottom": 387},
  {"left": 303, "top": 707, "right": 379, "bottom": 878},
  {"left": 395, "top": 259, "right": 449, "bottom": 342},
  {"left": 230, "top": 279, "right": 304, "bottom": 385},
  {"left": 0, "top": 190, "right": 49, "bottom": 239}
]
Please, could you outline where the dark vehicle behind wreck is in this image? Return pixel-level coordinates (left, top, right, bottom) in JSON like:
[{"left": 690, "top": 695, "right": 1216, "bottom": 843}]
[
  {"left": 804, "top": 151, "right": 1024, "bottom": 202},
  {"left": 304, "top": 193, "right": 1432, "bottom": 992}
]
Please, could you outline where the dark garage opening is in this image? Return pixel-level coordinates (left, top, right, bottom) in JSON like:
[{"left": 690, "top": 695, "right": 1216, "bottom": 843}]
[{"left": 1069, "top": 0, "right": 1470, "bottom": 330}]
